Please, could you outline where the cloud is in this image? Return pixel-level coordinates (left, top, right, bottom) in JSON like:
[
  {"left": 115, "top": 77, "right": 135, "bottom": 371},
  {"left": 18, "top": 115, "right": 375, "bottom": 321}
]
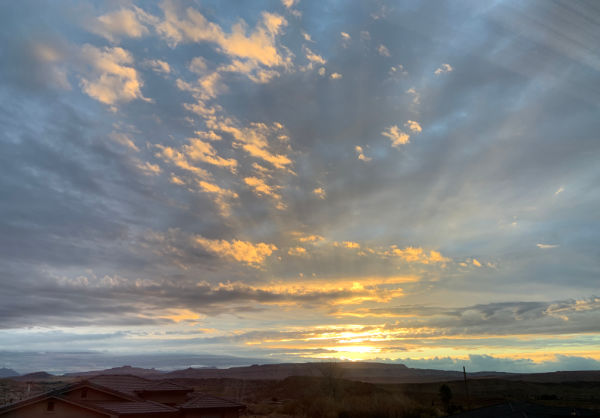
[
  {"left": 404, "top": 120, "right": 422, "bottom": 133},
  {"left": 109, "top": 132, "right": 139, "bottom": 151},
  {"left": 244, "top": 176, "right": 284, "bottom": 209},
  {"left": 330, "top": 72, "right": 343, "bottom": 79},
  {"left": 537, "top": 243, "right": 559, "bottom": 249},
  {"left": 555, "top": 186, "right": 564, "bottom": 195},
  {"left": 218, "top": 58, "right": 281, "bottom": 84},
  {"left": 377, "top": 44, "right": 391, "bottom": 57},
  {"left": 281, "top": 0, "right": 298, "bottom": 9},
  {"left": 288, "top": 246, "right": 307, "bottom": 256},
  {"left": 355, "top": 145, "right": 371, "bottom": 162},
  {"left": 388, "top": 64, "right": 407, "bottom": 77},
  {"left": 405, "top": 87, "right": 420, "bottom": 104},
  {"left": 156, "top": 3, "right": 289, "bottom": 68},
  {"left": 90, "top": 7, "right": 153, "bottom": 42},
  {"left": 193, "top": 236, "right": 277, "bottom": 266},
  {"left": 183, "top": 138, "right": 237, "bottom": 171},
  {"left": 79, "top": 44, "right": 148, "bottom": 106},
  {"left": 472, "top": 258, "right": 482, "bottom": 267},
  {"left": 244, "top": 176, "right": 275, "bottom": 196},
  {"left": 169, "top": 174, "right": 185, "bottom": 185},
  {"left": 381, "top": 125, "right": 410, "bottom": 147},
  {"left": 155, "top": 144, "right": 212, "bottom": 179},
  {"left": 313, "top": 187, "right": 326, "bottom": 199},
  {"left": 177, "top": 71, "right": 225, "bottom": 100},
  {"left": 386, "top": 246, "right": 449, "bottom": 264},
  {"left": 135, "top": 160, "right": 161, "bottom": 176},
  {"left": 434, "top": 63, "right": 453, "bottom": 75},
  {"left": 196, "top": 180, "right": 239, "bottom": 216},
  {"left": 196, "top": 130, "right": 222, "bottom": 141},
  {"left": 297, "top": 234, "right": 324, "bottom": 243},
  {"left": 29, "top": 43, "right": 71, "bottom": 89},
  {"left": 304, "top": 46, "right": 326, "bottom": 65},
  {"left": 144, "top": 59, "right": 171, "bottom": 74},
  {"left": 211, "top": 120, "right": 293, "bottom": 171},
  {"left": 340, "top": 32, "right": 351, "bottom": 47}
]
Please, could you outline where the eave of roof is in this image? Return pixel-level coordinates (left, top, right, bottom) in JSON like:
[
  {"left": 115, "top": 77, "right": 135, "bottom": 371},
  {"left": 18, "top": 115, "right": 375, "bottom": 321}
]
[
  {"left": 0, "top": 382, "right": 80, "bottom": 413},
  {"left": 0, "top": 394, "right": 114, "bottom": 417}
]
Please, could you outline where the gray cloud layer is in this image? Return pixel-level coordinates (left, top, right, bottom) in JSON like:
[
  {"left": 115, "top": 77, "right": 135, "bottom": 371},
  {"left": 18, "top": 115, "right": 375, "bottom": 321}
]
[{"left": 1, "top": 0, "right": 599, "bottom": 370}]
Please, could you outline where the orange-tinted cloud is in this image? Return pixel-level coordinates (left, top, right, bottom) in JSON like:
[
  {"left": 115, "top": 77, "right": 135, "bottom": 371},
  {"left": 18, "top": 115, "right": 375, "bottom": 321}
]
[{"left": 193, "top": 236, "right": 277, "bottom": 266}]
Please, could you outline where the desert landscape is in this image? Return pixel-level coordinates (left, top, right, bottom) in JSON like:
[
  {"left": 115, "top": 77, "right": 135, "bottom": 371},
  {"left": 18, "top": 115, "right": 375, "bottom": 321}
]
[{"left": 2, "top": 362, "right": 599, "bottom": 417}]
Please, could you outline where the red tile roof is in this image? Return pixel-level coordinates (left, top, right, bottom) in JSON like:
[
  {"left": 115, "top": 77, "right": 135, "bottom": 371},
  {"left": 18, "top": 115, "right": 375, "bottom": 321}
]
[
  {"left": 87, "top": 375, "right": 153, "bottom": 396},
  {"left": 141, "top": 380, "right": 192, "bottom": 392},
  {"left": 180, "top": 393, "right": 245, "bottom": 410},
  {"left": 0, "top": 395, "right": 112, "bottom": 417},
  {"left": 87, "top": 400, "right": 178, "bottom": 415},
  {"left": 0, "top": 375, "right": 243, "bottom": 417},
  {"left": 87, "top": 374, "right": 193, "bottom": 395}
]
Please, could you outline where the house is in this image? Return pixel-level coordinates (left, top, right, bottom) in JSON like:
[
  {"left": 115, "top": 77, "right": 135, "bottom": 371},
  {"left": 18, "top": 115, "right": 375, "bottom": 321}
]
[{"left": 0, "top": 374, "right": 245, "bottom": 418}]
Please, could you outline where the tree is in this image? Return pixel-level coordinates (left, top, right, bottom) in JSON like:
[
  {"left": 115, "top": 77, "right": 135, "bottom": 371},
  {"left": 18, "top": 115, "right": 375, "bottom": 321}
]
[{"left": 439, "top": 384, "right": 453, "bottom": 412}]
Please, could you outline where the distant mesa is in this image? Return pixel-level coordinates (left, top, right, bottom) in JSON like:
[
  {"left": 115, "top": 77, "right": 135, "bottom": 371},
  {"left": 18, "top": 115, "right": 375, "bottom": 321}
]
[
  {"left": 0, "top": 368, "right": 19, "bottom": 379},
  {"left": 12, "top": 371, "right": 54, "bottom": 381},
  {"left": 159, "top": 361, "right": 462, "bottom": 383},
  {"left": 64, "top": 365, "right": 164, "bottom": 378},
  {"left": 5, "top": 362, "right": 600, "bottom": 385}
]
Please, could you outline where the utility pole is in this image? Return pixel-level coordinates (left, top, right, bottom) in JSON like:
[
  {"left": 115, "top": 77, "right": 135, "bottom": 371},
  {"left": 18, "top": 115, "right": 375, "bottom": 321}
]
[{"left": 463, "top": 366, "right": 471, "bottom": 410}]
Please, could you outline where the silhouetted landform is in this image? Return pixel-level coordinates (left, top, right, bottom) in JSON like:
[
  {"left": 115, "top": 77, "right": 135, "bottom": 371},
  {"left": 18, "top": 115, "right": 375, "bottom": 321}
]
[
  {"left": 447, "top": 401, "right": 599, "bottom": 417},
  {"left": 12, "top": 372, "right": 54, "bottom": 382},
  {"left": 161, "top": 362, "right": 471, "bottom": 383},
  {"left": 0, "top": 370, "right": 17, "bottom": 379},
  {"left": 10, "top": 362, "right": 600, "bottom": 386},
  {"left": 161, "top": 362, "right": 599, "bottom": 385},
  {"left": 503, "top": 370, "right": 600, "bottom": 383},
  {"left": 64, "top": 365, "right": 165, "bottom": 378},
  {"left": 2, "top": 370, "right": 599, "bottom": 416}
]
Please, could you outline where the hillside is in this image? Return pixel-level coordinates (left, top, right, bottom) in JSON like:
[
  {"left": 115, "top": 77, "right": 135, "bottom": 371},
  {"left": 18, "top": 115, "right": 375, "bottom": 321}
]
[
  {"left": 59, "top": 362, "right": 600, "bottom": 385},
  {"left": 64, "top": 365, "right": 164, "bottom": 378},
  {"left": 160, "top": 362, "right": 490, "bottom": 383},
  {"left": 0, "top": 369, "right": 18, "bottom": 379}
]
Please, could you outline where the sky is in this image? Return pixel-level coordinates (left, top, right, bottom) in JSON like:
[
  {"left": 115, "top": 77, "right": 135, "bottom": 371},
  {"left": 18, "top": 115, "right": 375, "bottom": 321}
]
[{"left": 1, "top": 0, "right": 599, "bottom": 374}]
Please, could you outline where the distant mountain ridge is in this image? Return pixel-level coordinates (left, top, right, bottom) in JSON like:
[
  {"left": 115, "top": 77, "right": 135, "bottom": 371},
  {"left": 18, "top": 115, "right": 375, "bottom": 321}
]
[
  {"left": 12, "top": 371, "right": 53, "bottom": 381},
  {"left": 61, "top": 361, "right": 471, "bottom": 383},
  {"left": 12, "top": 362, "right": 600, "bottom": 385},
  {"left": 0, "top": 368, "right": 19, "bottom": 378},
  {"left": 64, "top": 365, "right": 165, "bottom": 377},
  {"left": 160, "top": 361, "right": 510, "bottom": 383}
]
